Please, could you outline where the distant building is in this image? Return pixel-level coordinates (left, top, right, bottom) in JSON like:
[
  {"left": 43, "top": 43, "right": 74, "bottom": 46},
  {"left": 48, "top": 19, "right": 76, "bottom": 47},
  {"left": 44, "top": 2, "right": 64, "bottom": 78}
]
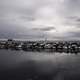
[{"left": 8, "top": 39, "right": 13, "bottom": 42}]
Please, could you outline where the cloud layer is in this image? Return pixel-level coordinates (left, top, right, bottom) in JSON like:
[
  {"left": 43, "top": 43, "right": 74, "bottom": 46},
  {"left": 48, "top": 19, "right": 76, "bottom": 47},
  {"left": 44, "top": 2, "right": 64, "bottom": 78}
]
[{"left": 0, "top": 0, "right": 80, "bottom": 40}]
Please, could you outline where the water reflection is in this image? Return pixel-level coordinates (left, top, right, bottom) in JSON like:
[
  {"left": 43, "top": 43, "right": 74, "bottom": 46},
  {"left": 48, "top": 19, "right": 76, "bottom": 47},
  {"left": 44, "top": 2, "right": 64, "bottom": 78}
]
[{"left": 0, "top": 50, "right": 80, "bottom": 80}]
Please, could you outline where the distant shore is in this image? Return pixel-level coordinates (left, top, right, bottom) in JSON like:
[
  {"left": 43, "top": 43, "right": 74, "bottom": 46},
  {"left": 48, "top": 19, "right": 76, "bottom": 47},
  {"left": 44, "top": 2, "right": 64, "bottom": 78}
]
[{"left": 0, "top": 39, "right": 80, "bottom": 54}]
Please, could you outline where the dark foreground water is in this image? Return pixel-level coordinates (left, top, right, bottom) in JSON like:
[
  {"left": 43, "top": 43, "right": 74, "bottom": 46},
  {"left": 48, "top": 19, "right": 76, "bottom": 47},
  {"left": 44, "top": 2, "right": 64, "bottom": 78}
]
[{"left": 0, "top": 50, "right": 80, "bottom": 80}]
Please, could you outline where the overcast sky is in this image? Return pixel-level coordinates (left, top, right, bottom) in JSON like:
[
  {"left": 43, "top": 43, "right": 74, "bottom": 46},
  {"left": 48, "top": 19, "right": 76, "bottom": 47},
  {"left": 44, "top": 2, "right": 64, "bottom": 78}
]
[{"left": 0, "top": 0, "right": 80, "bottom": 40}]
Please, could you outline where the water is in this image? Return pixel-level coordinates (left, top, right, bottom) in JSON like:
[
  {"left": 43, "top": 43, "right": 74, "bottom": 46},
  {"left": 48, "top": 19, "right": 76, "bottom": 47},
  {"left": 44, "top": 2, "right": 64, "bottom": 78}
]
[{"left": 0, "top": 50, "right": 80, "bottom": 80}]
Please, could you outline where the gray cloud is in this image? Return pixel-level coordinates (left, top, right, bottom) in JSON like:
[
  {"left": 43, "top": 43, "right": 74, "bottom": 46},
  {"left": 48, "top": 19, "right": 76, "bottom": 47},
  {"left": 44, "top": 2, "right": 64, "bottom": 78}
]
[
  {"left": 76, "top": 18, "right": 80, "bottom": 22},
  {"left": 68, "top": 32, "right": 80, "bottom": 38},
  {"left": 33, "top": 26, "right": 55, "bottom": 31},
  {"left": 65, "top": 16, "right": 80, "bottom": 28},
  {"left": 0, "top": 0, "right": 80, "bottom": 40}
]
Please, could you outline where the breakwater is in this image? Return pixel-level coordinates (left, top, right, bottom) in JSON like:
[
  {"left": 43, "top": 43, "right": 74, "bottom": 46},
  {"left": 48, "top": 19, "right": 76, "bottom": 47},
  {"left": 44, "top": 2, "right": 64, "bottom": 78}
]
[{"left": 0, "top": 39, "right": 80, "bottom": 54}]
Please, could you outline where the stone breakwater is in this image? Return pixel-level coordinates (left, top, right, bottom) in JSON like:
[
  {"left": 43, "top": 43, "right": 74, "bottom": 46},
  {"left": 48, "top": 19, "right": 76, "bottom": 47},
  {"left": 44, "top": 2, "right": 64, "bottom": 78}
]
[{"left": 0, "top": 39, "right": 80, "bottom": 54}]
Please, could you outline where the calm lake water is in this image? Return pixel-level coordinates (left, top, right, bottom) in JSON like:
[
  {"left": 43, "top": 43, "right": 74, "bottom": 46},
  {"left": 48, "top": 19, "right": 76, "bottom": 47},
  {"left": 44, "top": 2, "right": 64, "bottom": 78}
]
[{"left": 0, "top": 50, "right": 80, "bottom": 80}]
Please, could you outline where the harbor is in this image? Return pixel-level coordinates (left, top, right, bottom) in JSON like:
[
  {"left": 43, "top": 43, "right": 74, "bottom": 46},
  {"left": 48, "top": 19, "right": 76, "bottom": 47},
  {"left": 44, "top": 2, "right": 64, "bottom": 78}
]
[{"left": 0, "top": 39, "right": 80, "bottom": 54}]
